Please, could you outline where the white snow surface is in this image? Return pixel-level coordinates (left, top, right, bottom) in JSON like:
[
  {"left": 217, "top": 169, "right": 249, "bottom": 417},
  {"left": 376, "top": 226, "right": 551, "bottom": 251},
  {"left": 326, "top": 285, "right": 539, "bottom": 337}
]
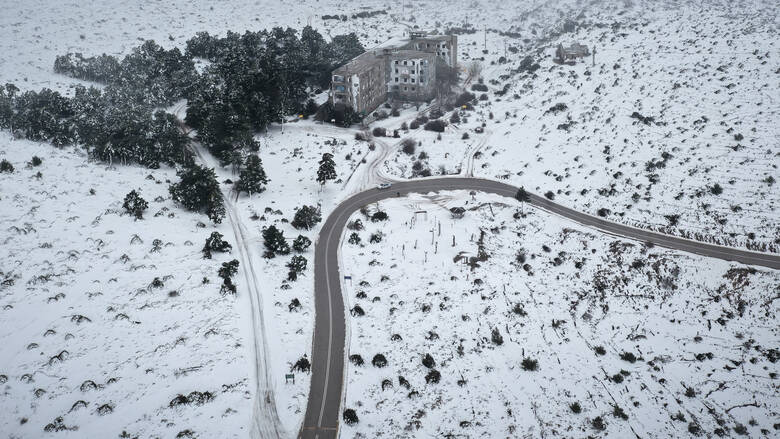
[{"left": 341, "top": 191, "right": 779, "bottom": 438}]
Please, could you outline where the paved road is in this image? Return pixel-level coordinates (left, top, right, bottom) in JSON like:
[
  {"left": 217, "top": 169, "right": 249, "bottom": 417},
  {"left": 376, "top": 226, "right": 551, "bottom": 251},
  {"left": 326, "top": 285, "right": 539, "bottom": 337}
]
[{"left": 300, "top": 177, "right": 780, "bottom": 438}]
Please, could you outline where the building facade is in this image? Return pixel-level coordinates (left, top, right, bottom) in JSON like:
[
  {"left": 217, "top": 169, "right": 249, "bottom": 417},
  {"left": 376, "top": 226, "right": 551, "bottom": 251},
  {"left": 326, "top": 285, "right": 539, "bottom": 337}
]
[{"left": 330, "top": 32, "right": 457, "bottom": 115}]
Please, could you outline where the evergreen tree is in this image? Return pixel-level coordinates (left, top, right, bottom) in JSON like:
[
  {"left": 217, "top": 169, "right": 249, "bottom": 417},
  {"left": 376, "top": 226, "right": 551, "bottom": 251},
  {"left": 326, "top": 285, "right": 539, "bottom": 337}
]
[
  {"left": 235, "top": 154, "right": 269, "bottom": 199},
  {"left": 515, "top": 186, "right": 531, "bottom": 214},
  {"left": 262, "top": 225, "right": 290, "bottom": 258},
  {"left": 286, "top": 255, "right": 307, "bottom": 281},
  {"left": 316, "top": 153, "right": 337, "bottom": 186},
  {"left": 218, "top": 259, "right": 240, "bottom": 294},
  {"left": 0, "top": 159, "right": 14, "bottom": 173},
  {"left": 202, "top": 231, "right": 232, "bottom": 259},
  {"left": 292, "top": 235, "right": 312, "bottom": 252},
  {"left": 122, "top": 190, "right": 148, "bottom": 220},
  {"left": 291, "top": 205, "right": 321, "bottom": 230},
  {"left": 169, "top": 164, "right": 226, "bottom": 224}
]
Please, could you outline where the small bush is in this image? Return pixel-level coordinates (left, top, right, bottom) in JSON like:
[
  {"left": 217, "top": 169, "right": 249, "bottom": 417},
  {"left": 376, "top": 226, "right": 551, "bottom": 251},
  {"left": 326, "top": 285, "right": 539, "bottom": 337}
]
[
  {"left": 372, "top": 127, "right": 386, "bottom": 137},
  {"left": 422, "top": 353, "right": 435, "bottom": 369},
  {"left": 592, "top": 416, "right": 606, "bottom": 431},
  {"left": 371, "top": 211, "right": 389, "bottom": 222},
  {"left": 424, "top": 119, "right": 447, "bottom": 133},
  {"left": 471, "top": 83, "right": 488, "bottom": 92},
  {"left": 343, "top": 408, "right": 359, "bottom": 425},
  {"left": 425, "top": 369, "right": 441, "bottom": 384},
  {"left": 570, "top": 402, "right": 582, "bottom": 413},
  {"left": 401, "top": 138, "right": 417, "bottom": 155},
  {"left": 544, "top": 191, "right": 555, "bottom": 200},
  {"left": 372, "top": 353, "right": 388, "bottom": 367},
  {"left": 292, "top": 356, "right": 311, "bottom": 372},
  {"left": 0, "top": 159, "right": 13, "bottom": 173},
  {"left": 491, "top": 328, "right": 504, "bottom": 345},
  {"left": 521, "top": 357, "right": 538, "bottom": 371},
  {"left": 30, "top": 156, "right": 43, "bottom": 166},
  {"left": 619, "top": 351, "right": 637, "bottom": 363},
  {"left": 349, "top": 354, "right": 364, "bottom": 366},
  {"left": 710, "top": 183, "right": 723, "bottom": 195},
  {"left": 122, "top": 190, "right": 149, "bottom": 220},
  {"left": 594, "top": 346, "right": 606, "bottom": 355}
]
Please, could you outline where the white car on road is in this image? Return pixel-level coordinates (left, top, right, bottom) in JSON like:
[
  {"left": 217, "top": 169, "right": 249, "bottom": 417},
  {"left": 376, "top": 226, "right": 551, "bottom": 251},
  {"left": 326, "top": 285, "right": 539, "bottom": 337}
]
[{"left": 376, "top": 183, "right": 392, "bottom": 190}]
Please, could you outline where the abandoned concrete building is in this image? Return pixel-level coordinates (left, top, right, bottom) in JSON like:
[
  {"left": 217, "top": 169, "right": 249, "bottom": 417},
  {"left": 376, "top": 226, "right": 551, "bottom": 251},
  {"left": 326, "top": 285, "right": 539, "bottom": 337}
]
[
  {"left": 330, "top": 31, "right": 458, "bottom": 115},
  {"left": 555, "top": 42, "right": 590, "bottom": 62}
]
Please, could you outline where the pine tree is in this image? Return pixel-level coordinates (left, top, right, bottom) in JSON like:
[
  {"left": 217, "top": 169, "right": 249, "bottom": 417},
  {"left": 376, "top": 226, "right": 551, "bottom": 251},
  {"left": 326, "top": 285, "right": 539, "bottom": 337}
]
[
  {"left": 234, "top": 154, "right": 269, "bottom": 199},
  {"left": 515, "top": 186, "right": 530, "bottom": 214},
  {"left": 122, "top": 190, "right": 148, "bottom": 220},
  {"left": 292, "top": 235, "right": 312, "bottom": 252},
  {"left": 316, "top": 153, "right": 337, "bottom": 186},
  {"left": 291, "top": 205, "right": 322, "bottom": 230},
  {"left": 286, "top": 255, "right": 307, "bottom": 281},
  {"left": 202, "top": 231, "right": 232, "bottom": 259},
  {"left": 262, "top": 225, "right": 290, "bottom": 258},
  {"left": 169, "top": 164, "right": 225, "bottom": 224}
]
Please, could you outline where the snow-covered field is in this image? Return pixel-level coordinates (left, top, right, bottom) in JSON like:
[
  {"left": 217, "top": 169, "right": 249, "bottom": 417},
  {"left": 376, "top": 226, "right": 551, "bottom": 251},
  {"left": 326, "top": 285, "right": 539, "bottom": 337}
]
[
  {"left": 0, "top": 134, "right": 252, "bottom": 438},
  {"left": 379, "top": 1, "right": 780, "bottom": 252},
  {"left": 1, "top": 0, "right": 777, "bottom": 437},
  {"left": 341, "top": 191, "right": 779, "bottom": 438}
]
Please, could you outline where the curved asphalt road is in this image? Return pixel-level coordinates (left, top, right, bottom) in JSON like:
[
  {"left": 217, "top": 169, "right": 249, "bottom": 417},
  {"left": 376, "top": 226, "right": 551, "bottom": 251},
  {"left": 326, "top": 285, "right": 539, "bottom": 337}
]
[{"left": 299, "top": 177, "right": 780, "bottom": 438}]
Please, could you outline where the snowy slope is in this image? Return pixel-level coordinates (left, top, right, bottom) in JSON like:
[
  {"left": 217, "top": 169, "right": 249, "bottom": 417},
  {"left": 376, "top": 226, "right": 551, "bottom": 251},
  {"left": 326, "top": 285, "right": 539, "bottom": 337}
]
[{"left": 340, "top": 191, "right": 779, "bottom": 438}]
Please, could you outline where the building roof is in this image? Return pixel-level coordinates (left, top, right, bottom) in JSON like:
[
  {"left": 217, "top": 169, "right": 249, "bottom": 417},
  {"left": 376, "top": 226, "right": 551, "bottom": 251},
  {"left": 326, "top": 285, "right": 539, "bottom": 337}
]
[{"left": 333, "top": 51, "right": 383, "bottom": 75}]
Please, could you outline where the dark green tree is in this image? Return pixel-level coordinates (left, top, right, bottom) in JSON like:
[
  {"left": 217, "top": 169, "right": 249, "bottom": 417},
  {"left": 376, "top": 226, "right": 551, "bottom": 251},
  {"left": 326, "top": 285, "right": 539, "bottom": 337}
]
[
  {"left": 168, "top": 164, "right": 226, "bottom": 224},
  {"left": 202, "top": 231, "right": 232, "bottom": 259},
  {"left": 292, "top": 235, "right": 312, "bottom": 252},
  {"left": 316, "top": 153, "right": 337, "bottom": 186},
  {"left": 291, "top": 205, "right": 321, "bottom": 230},
  {"left": 122, "top": 190, "right": 148, "bottom": 220},
  {"left": 234, "top": 155, "right": 269, "bottom": 199},
  {"left": 262, "top": 225, "right": 290, "bottom": 258},
  {"left": 218, "top": 259, "right": 240, "bottom": 294},
  {"left": 286, "top": 255, "right": 307, "bottom": 281}
]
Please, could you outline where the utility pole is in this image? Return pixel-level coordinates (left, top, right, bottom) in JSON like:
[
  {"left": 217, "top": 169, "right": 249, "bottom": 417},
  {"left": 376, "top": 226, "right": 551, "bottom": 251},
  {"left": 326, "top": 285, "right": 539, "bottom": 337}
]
[{"left": 592, "top": 46, "right": 596, "bottom": 67}]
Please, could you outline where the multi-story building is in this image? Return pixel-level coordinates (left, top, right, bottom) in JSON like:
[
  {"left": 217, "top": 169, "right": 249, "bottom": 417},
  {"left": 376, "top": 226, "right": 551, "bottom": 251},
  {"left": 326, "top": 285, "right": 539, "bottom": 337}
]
[{"left": 330, "top": 32, "right": 457, "bottom": 116}]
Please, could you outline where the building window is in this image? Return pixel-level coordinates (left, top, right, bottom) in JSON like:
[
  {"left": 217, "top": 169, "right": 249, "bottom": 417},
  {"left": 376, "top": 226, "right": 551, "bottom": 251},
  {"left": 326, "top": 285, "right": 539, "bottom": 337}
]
[
  {"left": 412, "top": 87, "right": 416, "bottom": 91},
  {"left": 395, "top": 68, "right": 398, "bottom": 73},
  {"left": 420, "top": 79, "right": 424, "bottom": 84},
  {"left": 404, "top": 87, "right": 407, "bottom": 91},
  {"left": 420, "top": 69, "right": 424, "bottom": 75},
  {"left": 403, "top": 60, "right": 407, "bottom": 65},
  {"left": 403, "top": 78, "right": 408, "bottom": 83},
  {"left": 411, "top": 78, "right": 415, "bottom": 83},
  {"left": 394, "top": 60, "right": 398, "bottom": 64},
  {"left": 395, "top": 77, "right": 399, "bottom": 82}
]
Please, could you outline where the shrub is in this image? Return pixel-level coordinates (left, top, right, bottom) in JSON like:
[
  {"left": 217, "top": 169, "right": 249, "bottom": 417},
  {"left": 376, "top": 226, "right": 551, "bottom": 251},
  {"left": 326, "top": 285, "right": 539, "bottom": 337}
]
[
  {"left": 372, "top": 127, "right": 386, "bottom": 137},
  {"left": 544, "top": 191, "right": 555, "bottom": 200},
  {"left": 710, "top": 183, "right": 723, "bottom": 195},
  {"left": 491, "top": 328, "right": 504, "bottom": 345},
  {"left": 371, "top": 211, "right": 388, "bottom": 222},
  {"left": 291, "top": 205, "right": 322, "bottom": 230},
  {"left": 425, "top": 369, "right": 441, "bottom": 384},
  {"left": 619, "top": 351, "right": 637, "bottom": 363},
  {"left": 286, "top": 255, "right": 307, "bottom": 281},
  {"left": 449, "top": 112, "right": 461, "bottom": 124},
  {"left": 122, "top": 190, "right": 148, "bottom": 220},
  {"left": 262, "top": 225, "right": 290, "bottom": 258},
  {"left": 471, "top": 83, "right": 488, "bottom": 92},
  {"left": 343, "top": 408, "right": 359, "bottom": 425},
  {"left": 455, "top": 92, "right": 476, "bottom": 107},
  {"left": 30, "top": 156, "right": 42, "bottom": 166},
  {"left": 462, "top": 132, "right": 470, "bottom": 139},
  {"left": 349, "top": 354, "right": 364, "bottom": 366},
  {"left": 371, "top": 353, "right": 388, "bottom": 367},
  {"left": 401, "top": 138, "right": 417, "bottom": 155},
  {"left": 424, "top": 119, "right": 447, "bottom": 133},
  {"left": 570, "top": 402, "right": 582, "bottom": 413},
  {"left": 409, "top": 120, "right": 420, "bottom": 130},
  {"left": 0, "top": 159, "right": 14, "bottom": 173},
  {"left": 348, "top": 232, "right": 361, "bottom": 245},
  {"left": 597, "top": 208, "right": 611, "bottom": 217},
  {"left": 202, "top": 231, "right": 232, "bottom": 258},
  {"left": 594, "top": 346, "right": 606, "bottom": 355},
  {"left": 592, "top": 416, "right": 606, "bottom": 431},
  {"left": 521, "top": 357, "right": 538, "bottom": 371},
  {"left": 422, "top": 353, "right": 435, "bottom": 369},
  {"left": 292, "top": 235, "right": 312, "bottom": 252},
  {"left": 612, "top": 404, "right": 628, "bottom": 420},
  {"left": 292, "top": 356, "right": 311, "bottom": 372}
]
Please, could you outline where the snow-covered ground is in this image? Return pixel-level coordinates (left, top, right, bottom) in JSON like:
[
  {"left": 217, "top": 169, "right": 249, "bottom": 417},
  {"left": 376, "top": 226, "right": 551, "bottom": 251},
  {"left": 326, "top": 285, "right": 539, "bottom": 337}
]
[
  {"left": 0, "top": 134, "right": 253, "bottom": 438},
  {"left": 341, "top": 191, "right": 779, "bottom": 438},
  {"left": 1, "top": 0, "right": 777, "bottom": 437}
]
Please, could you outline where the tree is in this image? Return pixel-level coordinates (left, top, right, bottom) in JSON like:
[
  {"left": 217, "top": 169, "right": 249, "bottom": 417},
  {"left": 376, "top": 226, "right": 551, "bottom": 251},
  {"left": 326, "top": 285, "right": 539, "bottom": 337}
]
[
  {"left": 218, "top": 259, "right": 239, "bottom": 294},
  {"left": 262, "top": 225, "right": 290, "bottom": 258},
  {"left": 292, "top": 235, "right": 312, "bottom": 252},
  {"left": 202, "top": 231, "right": 232, "bottom": 259},
  {"left": 234, "top": 154, "right": 269, "bottom": 199},
  {"left": 316, "top": 153, "right": 337, "bottom": 186},
  {"left": 371, "top": 211, "right": 389, "bottom": 222},
  {"left": 286, "top": 255, "right": 307, "bottom": 281},
  {"left": 291, "top": 205, "right": 322, "bottom": 230},
  {"left": 515, "top": 186, "right": 530, "bottom": 214},
  {"left": 122, "top": 190, "right": 148, "bottom": 220},
  {"left": 467, "top": 60, "right": 483, "bottom": 81},
  {"left": 169, "top": 164, "right": 226, "bottom": 224},
  {"left": 348, "top": 232, "right": 361, "bottom": 245},
  {"left": 343, "top": 409, "right": 359, "bottom": 425},
  {"left": 0, "top": 159, "right": 14, "bottom": 173}
]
